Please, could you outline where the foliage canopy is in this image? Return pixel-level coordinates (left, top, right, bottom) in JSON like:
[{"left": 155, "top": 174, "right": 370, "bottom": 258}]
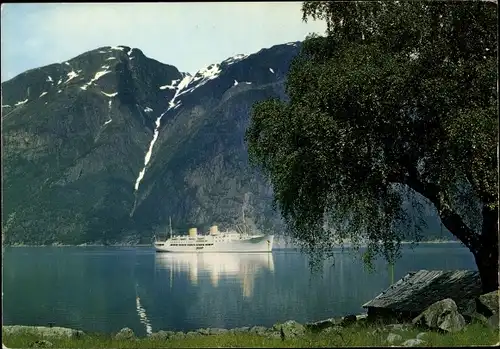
[{"left": 246, "top": 0, "right": 498, "bottom": 285}]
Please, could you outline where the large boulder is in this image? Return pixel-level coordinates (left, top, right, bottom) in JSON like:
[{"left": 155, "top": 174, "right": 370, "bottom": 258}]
[
  {"left": 305, "top": 318, "right": 339, "bottom": 332},
  {"left": 340, "top": 315, "right": 358, "bottom": 327},
  {"left": 385, "top": 333, "right": 403, "bottom": 345},
  {"left": 412, "top": 298, "right": 465, "bottom": 333},
  {"left": 462, "top": 291, "right": 499, "bottom": 328},
  {"left": 272, "top": 320, "right": 305, "bottom": 339},
  {"left": 114, "top": 327, "right": 135, "bottom": 340},
  {"left": 477, "top": 290, "right": 499, "bottom": 317}
]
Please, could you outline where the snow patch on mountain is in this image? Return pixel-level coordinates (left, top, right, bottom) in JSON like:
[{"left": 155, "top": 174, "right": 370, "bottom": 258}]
[
  {"left": 159, "top": 80, "right": 177, "bottom": 90},
  {"left": 144, "top": 123, "right": 160, "bottom": 162},
  {"left": 39, "top": 92, "right": 47, "bottom": 98},
  {"left": 144, "top": 107, "right": 153, "bottom": 113},
  {"left": 169, "top": 75, "right": 193, "bottom": 105},
  {"left": 223, "top": 53, "right": 249, "bottom": 66},
  {"left": 132, "top": 43, "right": 294, "bottom": 191},
  {"left": 57, "top": 79, "right": 62, "bottom": 85},
  {"left": 134, "top": 74, "right": 193, "bottom": 191},
  {"left": 161, "top": 64, "right": 220, "bottom": 99},
  {"left": 102, "top": 100, "right": 113, "bottom": 127},
  {"left": 46, "top": 76, "right": 53, "bottom": 82},
  {"left": 106, "top": 57, "right": 116, "bottom": 61},
  {"left": 65, "top": 71, "right": 79, "bottom": 83},
  {"left": 101, "top": 91, "right": 118, "bottom": 97},
  {"left": 169, "top": 100, "right": 182, "bottom": 110},
  {"left": 98, "top": 50, "right": 107, "bottom": 53},
  {"left": 110, "top": 46, "right": 125, "bottom": 51},
  {"left": 81, "top": 70, "right": 111, "bottom": 90},
  {"left": 64, "top": 62, "right": 70, "bottom": 66},
  {"left": 94, "top": 71, "right": 111, "bottom": 80},
  {"left": 192, "top": 64, "right": 221, "bottom": 84},
  {"left": 15, "top": 99, "right": 28, "bottom": 106}
]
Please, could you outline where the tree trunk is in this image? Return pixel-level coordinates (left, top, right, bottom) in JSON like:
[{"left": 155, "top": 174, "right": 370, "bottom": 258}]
[
  {"left": 475, "top": 204, "right": 499, "bottom": 293},
  {"left": 404, "top": 175, "right": 498, "bottom": 293},
  {"left": 474, "top": 246, "right": 499, "bottom": 293}
]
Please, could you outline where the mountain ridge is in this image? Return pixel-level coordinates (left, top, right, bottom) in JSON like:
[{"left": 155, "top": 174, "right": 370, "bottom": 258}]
[
  {"left": 1, "top": 42, "right": 301, "bottom": 245},
  {"left": 1, "top": 41, "right": 454, "bottom": 245}
]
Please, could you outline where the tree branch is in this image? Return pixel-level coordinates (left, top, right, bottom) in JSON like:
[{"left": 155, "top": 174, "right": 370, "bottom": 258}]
[{"left": 398, "top": 170, "right": 481, "bottom": 253}]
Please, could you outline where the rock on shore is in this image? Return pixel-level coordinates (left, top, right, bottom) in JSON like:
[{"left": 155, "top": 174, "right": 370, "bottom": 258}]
[
  {"left": 2, "top": 326, "right": 85, "bottom": 339},
  {"left": 4, "top": 292, "right": 497, "bottom": 346},
  {"left": 412, "top": 298, "right": 466, "bottom": 333}
]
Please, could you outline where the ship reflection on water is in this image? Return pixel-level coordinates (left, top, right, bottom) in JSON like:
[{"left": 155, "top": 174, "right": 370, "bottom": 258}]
[{"left": 154, "top": 253, "right": 275, "bottom": 298}]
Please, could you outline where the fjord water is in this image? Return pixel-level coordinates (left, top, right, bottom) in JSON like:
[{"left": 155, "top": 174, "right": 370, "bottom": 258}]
[{"left": 3, "top": 244, "right": 475, "bottom": 336}]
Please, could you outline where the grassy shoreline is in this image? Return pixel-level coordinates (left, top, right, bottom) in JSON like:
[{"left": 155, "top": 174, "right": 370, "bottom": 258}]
[{"left": 3, "top": 322, "right": 498, "bottom": 348}]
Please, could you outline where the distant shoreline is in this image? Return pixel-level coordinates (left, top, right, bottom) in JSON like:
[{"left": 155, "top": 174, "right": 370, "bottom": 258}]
[
  {"left": 401, "top": 240, "right": 461, "bottom": 245},
  {"left": 3, "top": 243, "right": 152, "bottom": 248},
  {"left": 3, "top": 241, "right": 461, "bottom": 248}
]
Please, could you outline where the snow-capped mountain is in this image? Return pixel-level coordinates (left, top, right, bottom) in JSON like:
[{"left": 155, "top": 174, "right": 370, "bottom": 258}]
[{"left": 1, "top": 42, "right": 301, "bottom": 245}]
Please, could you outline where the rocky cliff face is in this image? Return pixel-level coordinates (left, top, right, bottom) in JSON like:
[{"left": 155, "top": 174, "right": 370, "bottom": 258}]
[{"left": 1, "top": 43, "right": 452, "bottom": 245}]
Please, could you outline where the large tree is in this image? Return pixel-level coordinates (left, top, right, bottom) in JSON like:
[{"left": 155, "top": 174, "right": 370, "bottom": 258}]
[{"left": 246, "top": 1, "right": 498, "bottom": 292}]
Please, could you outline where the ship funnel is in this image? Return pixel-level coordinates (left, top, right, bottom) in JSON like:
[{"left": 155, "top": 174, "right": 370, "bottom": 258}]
[
  {"left": 189, "top": 228, "right": 197, "bottom": 237},
  {"left": 210, "top": 225, "right": 218, "bottom": 235}
]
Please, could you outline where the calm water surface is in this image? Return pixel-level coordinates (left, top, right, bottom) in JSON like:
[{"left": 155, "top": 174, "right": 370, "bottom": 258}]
[{"left": 2, "top": 244, "right": 475, "bottom": 336}]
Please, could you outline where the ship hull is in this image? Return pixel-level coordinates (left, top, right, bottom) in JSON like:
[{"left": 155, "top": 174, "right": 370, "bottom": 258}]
[{"left": 154, "top": 235, "right": 274, "bottom": 253}]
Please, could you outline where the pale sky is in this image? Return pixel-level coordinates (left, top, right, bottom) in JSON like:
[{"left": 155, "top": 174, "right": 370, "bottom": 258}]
[{"left": 0, "top": 2, "right": 327, "bottom": 82}]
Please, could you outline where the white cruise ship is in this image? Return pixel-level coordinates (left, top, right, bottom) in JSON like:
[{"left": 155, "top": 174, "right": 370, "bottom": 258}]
[{"left": 154, "top": 219, "right": 273, "bottom": 253}]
